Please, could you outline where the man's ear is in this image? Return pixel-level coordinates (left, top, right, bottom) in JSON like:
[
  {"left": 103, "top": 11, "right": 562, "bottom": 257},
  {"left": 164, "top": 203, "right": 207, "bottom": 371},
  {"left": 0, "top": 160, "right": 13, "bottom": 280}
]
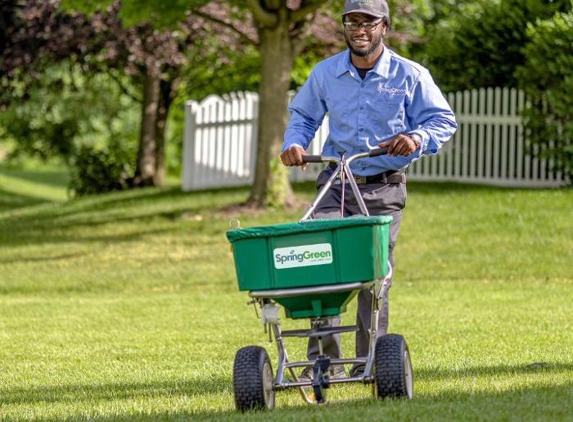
[{"left": 383, "top": 16, "right": 391, "bottom": 31}]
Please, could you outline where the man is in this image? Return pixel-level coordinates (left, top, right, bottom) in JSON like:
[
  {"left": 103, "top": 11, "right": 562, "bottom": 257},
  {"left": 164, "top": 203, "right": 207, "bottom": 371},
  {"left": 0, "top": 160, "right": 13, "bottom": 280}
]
[{"left": 280, "top": 0, "right": 457, "bottom": 380}]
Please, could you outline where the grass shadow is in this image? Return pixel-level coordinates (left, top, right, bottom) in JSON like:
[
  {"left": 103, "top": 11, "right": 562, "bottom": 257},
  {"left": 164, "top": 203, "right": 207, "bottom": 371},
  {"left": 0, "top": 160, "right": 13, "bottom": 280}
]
[
  {"left": 0, "top": 251, "right": 89, "bottom": 265},
  {"left": 0, "top": 188, "right": 52, "bottom": 211},
  {"left": 0, "top": 185, "right": 250, "bottom": 248},
  {"left": 0, "top": 225, "right": 183, "bottom": 256},
  {"left": 0, "top": 377, "right": 227, "bottom": 407},
  {"left": 0, "top": 167, "right": 70, "bottom": 189},
  {"left": 19, "top": 377, "right": 573, "bottom": 422}
]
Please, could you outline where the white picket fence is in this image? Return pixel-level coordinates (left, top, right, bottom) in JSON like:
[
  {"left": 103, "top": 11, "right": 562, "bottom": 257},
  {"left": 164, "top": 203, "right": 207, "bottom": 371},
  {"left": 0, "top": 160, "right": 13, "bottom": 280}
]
[{"left": 182, "top": 87, "right": 568, "bottom": 190}]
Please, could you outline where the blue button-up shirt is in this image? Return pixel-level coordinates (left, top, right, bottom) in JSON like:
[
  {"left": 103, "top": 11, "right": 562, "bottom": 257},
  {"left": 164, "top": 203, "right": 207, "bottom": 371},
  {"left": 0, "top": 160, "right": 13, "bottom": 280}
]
[{"left": 283, "top": 46, "right": 457, "bottom": 176}]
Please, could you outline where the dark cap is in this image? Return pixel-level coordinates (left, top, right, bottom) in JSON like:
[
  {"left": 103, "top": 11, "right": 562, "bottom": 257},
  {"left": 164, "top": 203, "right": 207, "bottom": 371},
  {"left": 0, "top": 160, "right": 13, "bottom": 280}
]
[{"left": 342, "top": 0, "right": 389, "bottom": 18}]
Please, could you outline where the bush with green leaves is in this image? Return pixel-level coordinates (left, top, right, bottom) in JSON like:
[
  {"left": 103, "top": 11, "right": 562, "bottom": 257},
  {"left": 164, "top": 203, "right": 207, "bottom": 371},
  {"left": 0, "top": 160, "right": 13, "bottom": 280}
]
[
  {"left": 0, "top": 61, "right": 141, "bottom": 193},
  {"left": 421, "top": 0, "right": 572, "bottom": 92},
  {"left": 68, "top": 144, "right": 135, "bottom": 196},
  {"left": 1, "top": 66, "right": 139, "bottom": 156},
  {"left": 517, "top": 11, "right": 573, "bottom": 182}
]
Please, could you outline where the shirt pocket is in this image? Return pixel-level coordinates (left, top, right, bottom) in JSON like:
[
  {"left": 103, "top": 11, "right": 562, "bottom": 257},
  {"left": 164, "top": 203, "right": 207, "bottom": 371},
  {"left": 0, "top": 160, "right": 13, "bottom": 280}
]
[{"left": 375, "top": 93, "right": 407, "bottom": 133}]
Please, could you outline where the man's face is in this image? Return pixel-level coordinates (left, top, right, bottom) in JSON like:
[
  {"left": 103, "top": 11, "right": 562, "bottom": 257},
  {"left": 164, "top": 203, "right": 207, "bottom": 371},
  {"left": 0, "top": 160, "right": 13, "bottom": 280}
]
[{"left": 343, "top": 13, "right": 386, "bottom": 57}]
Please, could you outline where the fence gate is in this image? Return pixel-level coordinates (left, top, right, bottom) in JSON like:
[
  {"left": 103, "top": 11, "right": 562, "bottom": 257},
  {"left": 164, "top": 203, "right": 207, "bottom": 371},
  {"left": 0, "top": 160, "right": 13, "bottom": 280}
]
[{"left": 182, "top": 92, "right": 258, "bottom": 190}]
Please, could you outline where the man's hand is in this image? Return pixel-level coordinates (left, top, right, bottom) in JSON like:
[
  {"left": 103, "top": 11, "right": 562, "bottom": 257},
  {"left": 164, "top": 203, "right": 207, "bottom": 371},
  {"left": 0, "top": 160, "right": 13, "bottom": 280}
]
[
  {"left": 280, "top": 145, "right": 308, "bottom": 170},
  {"left": 378, "top": 134, "right": 421, "bottom": 156}
]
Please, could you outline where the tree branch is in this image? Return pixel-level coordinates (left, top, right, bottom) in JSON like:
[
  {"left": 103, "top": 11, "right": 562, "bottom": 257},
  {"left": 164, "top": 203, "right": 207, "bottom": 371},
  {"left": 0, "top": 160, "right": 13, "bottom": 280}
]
[
  {"left": 246, "top": 0, "right": 277, "bottom": 27},
  {"left": 292, "top": 0, "right": 327, "bottom": 23},
  {"left": 192, "top": 10, "right": 258, "bottom": 46},
  {"left": 107, "top": 69, "right": 142, "bottom": 103}
]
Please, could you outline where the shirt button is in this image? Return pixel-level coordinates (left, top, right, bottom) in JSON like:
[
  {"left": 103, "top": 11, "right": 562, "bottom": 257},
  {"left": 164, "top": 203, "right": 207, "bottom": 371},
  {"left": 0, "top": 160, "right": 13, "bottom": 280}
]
[
  {"left": 359, "top": 128, "right": 364, "bottom": 132},
  {"left": 360, "top": 106, "right": 364, "bottom": 110}
]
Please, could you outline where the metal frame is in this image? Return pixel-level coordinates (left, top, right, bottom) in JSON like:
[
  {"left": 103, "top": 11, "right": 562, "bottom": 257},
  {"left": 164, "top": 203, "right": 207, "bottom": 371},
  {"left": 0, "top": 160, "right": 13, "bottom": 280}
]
[
  {"left": 251, "top": 276, "right": 391, "bottom": 403},
  {"left": 300, "top": 152, "right": 373, "bottom": 221},
  {"left": 247, "top": 151, "right": 393, "bottom": 403}
]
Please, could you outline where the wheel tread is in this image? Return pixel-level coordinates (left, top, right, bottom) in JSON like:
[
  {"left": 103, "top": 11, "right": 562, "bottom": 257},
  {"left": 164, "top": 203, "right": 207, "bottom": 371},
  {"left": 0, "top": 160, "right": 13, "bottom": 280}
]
[
  {"left": 375, "top": 334, "right": 412, "bottom": 399},
  {"left": 233, "top": 346, "right": 273, "bottom": 411}
]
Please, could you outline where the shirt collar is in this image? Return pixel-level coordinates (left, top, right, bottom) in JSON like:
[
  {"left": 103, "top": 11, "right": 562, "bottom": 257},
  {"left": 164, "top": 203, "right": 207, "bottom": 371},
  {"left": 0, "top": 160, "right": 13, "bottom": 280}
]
[{"left": 336, "top": 45, "right": 391, "bottom": 79}]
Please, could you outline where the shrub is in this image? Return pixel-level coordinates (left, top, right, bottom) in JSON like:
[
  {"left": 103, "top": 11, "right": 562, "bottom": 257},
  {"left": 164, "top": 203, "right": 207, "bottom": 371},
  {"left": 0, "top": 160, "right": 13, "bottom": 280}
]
[
  {"left": 422, "top": 0, "right": 571, "bottom": 92},
  {"left": 517, "top": 11, "right": 573, "bottom": 182},
  {"left": 69, "top": 145, "right": 134, "bottom": 196}
]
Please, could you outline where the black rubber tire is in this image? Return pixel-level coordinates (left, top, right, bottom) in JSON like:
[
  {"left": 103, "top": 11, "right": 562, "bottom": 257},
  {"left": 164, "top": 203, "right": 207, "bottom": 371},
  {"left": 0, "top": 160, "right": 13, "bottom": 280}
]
[
  {"left": 374, "top": 334, "right": 413, "bottom": 399},
  {"left": 233, "top": 346, "right": 275, "bottom": 411}
]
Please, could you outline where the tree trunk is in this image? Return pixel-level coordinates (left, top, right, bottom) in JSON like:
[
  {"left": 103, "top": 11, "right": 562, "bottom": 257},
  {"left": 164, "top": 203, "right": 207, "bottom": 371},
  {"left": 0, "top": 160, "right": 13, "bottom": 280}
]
[
  {"left": 134, "top": 71, "right": 159, "bottom": 187},
  {"left": 153, "top": 79, "right": 175, "bottom": 187},
  {"left": 247, "top": 19, "right": 295, "bottom": 208}
]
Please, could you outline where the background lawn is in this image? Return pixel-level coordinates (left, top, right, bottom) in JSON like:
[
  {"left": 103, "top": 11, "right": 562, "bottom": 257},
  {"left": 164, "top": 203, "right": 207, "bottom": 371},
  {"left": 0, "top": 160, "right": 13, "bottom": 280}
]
[{"left": 0, "top": 164, "right": 572, "bottom": 421}]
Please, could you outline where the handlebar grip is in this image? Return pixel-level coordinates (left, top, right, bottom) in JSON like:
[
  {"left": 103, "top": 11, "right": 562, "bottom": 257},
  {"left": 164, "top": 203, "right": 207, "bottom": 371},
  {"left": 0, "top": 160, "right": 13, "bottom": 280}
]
[
  {"left": 368, "top": 147, "right": 389, "bottom": 157},
  {"left": 302, "top": 155, "right": 324, "bottom": 163}
]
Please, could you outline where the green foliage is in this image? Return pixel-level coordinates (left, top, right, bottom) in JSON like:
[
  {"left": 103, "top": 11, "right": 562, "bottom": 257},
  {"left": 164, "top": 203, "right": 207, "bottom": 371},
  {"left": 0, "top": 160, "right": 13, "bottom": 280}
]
[
  {"left": 0, "top": 62, "right": 140, "bottom": 162},
  {"left": 177, "top": 44, "right": 260, "bottom": 102},
  {"left": 517, "top": 11, "right": 573, "bottom": 181},
  {"left": 0, "top": 62, "right": 141, "bottom": 193},
  {"left": 68, "top": 143, "right": 135, "bottom": 196},
  {"left": 291, "top": 54, "right": 321, "bottom": 88},
  {"left": 60, "top": 0, "right": 210, "bottom": 28},
  {"left": 421, "top": 0, "right": 572, "bottom": 92}
]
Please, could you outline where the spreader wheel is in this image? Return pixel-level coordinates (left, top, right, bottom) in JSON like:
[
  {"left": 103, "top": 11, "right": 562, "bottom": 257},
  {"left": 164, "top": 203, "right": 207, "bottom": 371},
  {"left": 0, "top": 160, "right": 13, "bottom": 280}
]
[
  {"left": 374, "top": 334, "right": 413, "bottom": 399},
  {"left": 233, "top": 346, "right": 275, "bottom": 411}
]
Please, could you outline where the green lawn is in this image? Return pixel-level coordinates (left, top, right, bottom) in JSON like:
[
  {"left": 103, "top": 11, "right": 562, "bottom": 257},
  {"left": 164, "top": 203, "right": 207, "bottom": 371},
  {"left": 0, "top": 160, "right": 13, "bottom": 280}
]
[{"left": 0, "top": 165, "right": 572, "bottom": 421}]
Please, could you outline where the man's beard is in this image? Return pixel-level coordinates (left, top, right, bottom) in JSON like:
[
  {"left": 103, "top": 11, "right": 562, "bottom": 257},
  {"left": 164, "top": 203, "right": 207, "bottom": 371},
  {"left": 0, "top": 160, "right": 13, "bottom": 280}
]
[{"left": 344, "top": 32, "right": 383, "bottom": 57}]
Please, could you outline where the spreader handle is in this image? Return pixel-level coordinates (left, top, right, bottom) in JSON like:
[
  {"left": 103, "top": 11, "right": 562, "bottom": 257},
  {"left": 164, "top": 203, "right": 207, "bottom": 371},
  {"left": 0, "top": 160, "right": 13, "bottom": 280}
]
[
  {"left": 301, "top": 155, "right": 323, "bottom": 163},
  {"left": 368, "top": 147, "right": 389, "bottom": 157},
  {"left": 301, "top": 147, "right": 388, "bottom": 164}
]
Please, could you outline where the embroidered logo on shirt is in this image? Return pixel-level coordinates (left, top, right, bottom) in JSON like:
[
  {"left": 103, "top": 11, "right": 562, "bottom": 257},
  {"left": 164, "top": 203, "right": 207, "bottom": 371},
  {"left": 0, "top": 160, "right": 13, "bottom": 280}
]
[{"left": 377, "top": 83, "right": 406, "bottom": 95}]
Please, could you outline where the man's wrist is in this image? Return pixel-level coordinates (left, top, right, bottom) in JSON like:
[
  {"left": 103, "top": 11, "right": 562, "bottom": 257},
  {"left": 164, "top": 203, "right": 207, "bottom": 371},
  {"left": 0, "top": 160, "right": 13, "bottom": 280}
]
[
  {"left": 409, "top": 133, "right": 422, "bottom": 150},
  {"left": 283, "top": 143, "right": 304, "bottom": 152}
]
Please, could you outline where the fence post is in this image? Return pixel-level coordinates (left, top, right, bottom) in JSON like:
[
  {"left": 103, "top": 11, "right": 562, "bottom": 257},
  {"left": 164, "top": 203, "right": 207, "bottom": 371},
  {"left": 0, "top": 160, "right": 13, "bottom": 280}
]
[{"left": 182, "top": 100, "right": 199, "bottom": 191}]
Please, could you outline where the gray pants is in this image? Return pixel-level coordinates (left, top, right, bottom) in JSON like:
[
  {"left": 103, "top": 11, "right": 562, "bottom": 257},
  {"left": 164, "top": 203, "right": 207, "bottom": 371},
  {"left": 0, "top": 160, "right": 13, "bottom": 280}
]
[{"left": 307, "top": 169, "right": 407, "bottom": 361}]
